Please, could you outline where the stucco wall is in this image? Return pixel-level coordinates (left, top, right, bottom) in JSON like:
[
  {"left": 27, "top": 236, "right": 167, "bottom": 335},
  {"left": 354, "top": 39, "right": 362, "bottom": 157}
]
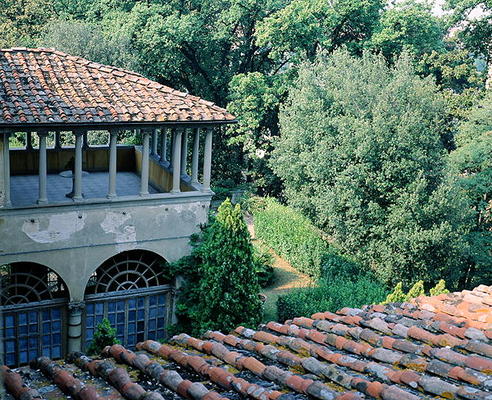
[{"left": 0, "top": 193, "right": 211, "bottom": 301}]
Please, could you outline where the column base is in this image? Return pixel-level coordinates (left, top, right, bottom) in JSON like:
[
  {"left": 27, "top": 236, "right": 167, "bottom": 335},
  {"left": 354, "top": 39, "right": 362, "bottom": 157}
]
[{"left": 36, "top": 198, "right": 48, "bottom": 205}]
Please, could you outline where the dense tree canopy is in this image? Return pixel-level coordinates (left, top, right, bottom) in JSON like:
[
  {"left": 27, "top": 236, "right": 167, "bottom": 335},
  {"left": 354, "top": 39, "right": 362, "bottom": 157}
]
[{"left": 271, "top": 51, "right": 471, "bottom": 287}]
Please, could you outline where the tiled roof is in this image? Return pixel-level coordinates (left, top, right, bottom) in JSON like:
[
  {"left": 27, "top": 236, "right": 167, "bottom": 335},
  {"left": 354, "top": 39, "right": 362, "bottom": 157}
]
[
  {"left": 0, "top": 48, "right": 236, "bottom": 126},
  {"left": 2, "top": 285, "right": 492, "bottom": 400}
]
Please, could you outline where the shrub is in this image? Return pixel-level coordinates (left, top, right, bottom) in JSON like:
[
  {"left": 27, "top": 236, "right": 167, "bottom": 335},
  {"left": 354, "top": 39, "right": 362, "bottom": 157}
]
[
  {"left": 382, "top": 282, "right": 406, "bottom": 304},
  {"left": 252, "top": 197, "right": 332, "bottom": 278},
  {"left": 405, "top": 280, "right": 425, "bottom": 301},
  {"left": 277, "top": 277, "right": 388, "bottom": 322},
  {"left": 87, "top": 318, "right": 119, "bottom": 355},
  {"left": 253, "top": 246, "right": 275, "bottom": 288},
  {"left": 429, "top": 279, "right": 449, "bottom": 296},
  {"left": 172, "top": 199, "right": 263, "bottom": 335}
]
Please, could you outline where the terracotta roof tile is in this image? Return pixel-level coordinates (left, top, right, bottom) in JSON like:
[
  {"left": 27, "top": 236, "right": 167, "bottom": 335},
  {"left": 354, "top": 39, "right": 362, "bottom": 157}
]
[
  {"left": 0, "top": 48, "right": 236, "bottom": 126},
  {"left": 3, "top": 285, "right": 492, "bottom": 400}
]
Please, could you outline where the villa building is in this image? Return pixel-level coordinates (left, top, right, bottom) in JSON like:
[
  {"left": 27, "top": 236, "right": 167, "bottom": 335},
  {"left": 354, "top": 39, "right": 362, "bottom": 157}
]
[{"left": 0, "top": 47, "right": 236, "bottom": 366}]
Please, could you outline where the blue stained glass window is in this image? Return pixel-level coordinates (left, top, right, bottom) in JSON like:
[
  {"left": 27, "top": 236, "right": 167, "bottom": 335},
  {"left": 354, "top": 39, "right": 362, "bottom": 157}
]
[
  {"left": 127, "top": 334, "right": 136, "bottom": 345},
  {"left": 6, "top": 353, "right": 15, "bottom": 365},
  {"left": 157, "top": 317, "right": 165, "bottom": 327},
  {"left": 148, "top": 320, "right": 156, "bottom": 331},
  {"left": 137, "top": 309, "right": 144, "bottom": 319},
  {"left": 95, "top": 315, "right": 103, "bottom": 324},
  {"left": 6, "top": 327, "right": 15, "bottom": 337},
  {"left": 157, "top": 329, "right": 165, "bottom": 339},
  {"left": 148, "top": 332, "right": 156, "bottom": 340},
  {"left": 5, "top": 315, "right": 15, "bottom": 328},
  {"left": 137, "top": 321, "right": 144, "bottom": 331},
  {"left": 52, "top": 320, "right": 61, "bottom": 332},
  {"left": 108, "top": 314, "right": 116, "bottom": 324},
  {"left": 29, "top": 324, "right": 38, "bottom": 333},
  {"left": 43, "top": 347, "right": 51, "bottom": 357},
  {"left": 108, "top": 302, "right": 116, "bottom": 312},
  {"left": 158, "top": 307, "right": 166, "bottom": 317},
  {"left": 29, "top": 311, "right": 37, "bottom": 323},
  {"left": 138, "top": 298, "right": 144, "bottom": 307},
  {"left": 86, "top": 303, "right": 94, "bottom": 314},
  {"left": 52, "top": 346, "right": 61, "bottom": 358},
  {"left": 42, "top": 335, "right": 51, "bottom": 346},
  {"left": 29, "top": 349, "right": 38, "bottom": 361},
  {"left": 128, "top": 298, "right": 136, "bottom": 309},
  {"left": 52, "top": 308, "right": 61, "bottom": 319},
  {"left": 95, "top": 303, "right": 104, "bottom": 314},
  {"left": 128, "top": 322, "right": 136, "bottom": 334},
  {"left": 158, "top": 295, "right": 165, "bottom": 305},
  {"left": 128, "top": 310, "right": 136, "bottom": 321},
  {"left": 43, "top": 310, "right": 50, "bottom": 320},
  {"left": 149, "top": 296, "right": 157, "bottom": 306},
  {"left": 117, "top": 313, "right": 125, "bottom": 323},
  {"left": 87, "top": 316, "right": 94, "bottom": 326},
  {"left": 117, "top": 301, "right": 125, "bottom": 311},
  {"left": 19, "top": 339, "right": 28, "bottom": 351},
  {"left": 149, "top": 308, "right": 157, "bottom": 318},
  {"left": 18, "top": 313, "right": 27, "bottom": 325},
  {"left": 19, "top": 351, "right": 28, "bottom": 364},
  {"left": 42, "top": 322, "right": 50, "bottom": 331},
  {"left": 52, "top": 333, "right": 61, "bottom": 345},
  {"left": 29, "top": 337, "right": 38, "bottom": 347},
  {"left": 117, "top": 325, "right": 124, "bottom": 335}
]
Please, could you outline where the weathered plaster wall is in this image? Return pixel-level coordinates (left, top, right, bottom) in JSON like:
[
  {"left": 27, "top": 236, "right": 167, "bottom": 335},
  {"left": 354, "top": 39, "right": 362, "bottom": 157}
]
[{"left": 0, "top": 194, "right": 211, "bottom": 301}]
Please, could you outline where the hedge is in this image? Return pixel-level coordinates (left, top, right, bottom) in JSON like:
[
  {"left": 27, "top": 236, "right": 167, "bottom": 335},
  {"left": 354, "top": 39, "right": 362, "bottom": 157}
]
[
  {"left": 252, "top": 197, "right": 331, "bottom": 278},
  {"left": 277, "top": 277, "right": 388, "bottom": 322}
]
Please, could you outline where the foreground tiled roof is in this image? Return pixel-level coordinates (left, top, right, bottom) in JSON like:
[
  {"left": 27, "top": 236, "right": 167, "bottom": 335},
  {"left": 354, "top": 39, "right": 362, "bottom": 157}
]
[
  {"left": 0, "top": 48, "right": 236, "bottom": 126},
  {"left": 2, "top": 285, "right": 492, "bottom": 400}
]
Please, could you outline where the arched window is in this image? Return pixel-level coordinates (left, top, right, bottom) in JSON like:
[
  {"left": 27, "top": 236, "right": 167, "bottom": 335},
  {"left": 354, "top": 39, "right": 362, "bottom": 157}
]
[
  {"left": 84, "top": 250, "right": 168, "bottom": 295},
  {"left": 83, "top": 250, "right": 172, "bottom": 349},
  {"left": 1, "top": 263, "right": 68, "bottom": 366},
  {"left": 1, "top": 263, "right": 68, "bottom": 305}
]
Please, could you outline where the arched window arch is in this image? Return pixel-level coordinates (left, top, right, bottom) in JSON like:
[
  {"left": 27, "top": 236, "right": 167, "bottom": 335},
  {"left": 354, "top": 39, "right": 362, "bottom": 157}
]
[
  {"left": 1, "top": 262, "right": 68, "bottom": 305},
  {"left": 84, "top": 250, "right": 169, "bottom": 295}
]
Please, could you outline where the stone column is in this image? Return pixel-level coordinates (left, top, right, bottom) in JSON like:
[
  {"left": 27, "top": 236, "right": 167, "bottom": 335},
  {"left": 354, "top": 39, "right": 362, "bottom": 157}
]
[
  {"left": 26, "top": 132, "right": 33, "bottom": 151},
  {"left": 202, "top": 127, "right": 213, "bottom": 191},
  {"left": 37, "top": 130, "right": 49, "bottom": 204},
  {"left": 191, "top": 128, "right": 200, "bottom": 184},
  {"left": 160, "top": 128, "right": 168, "bottom": 166},
  {"left": 180, "top": 129, "right": 188, "bottom": 176},
  {"left": 171, "top": 128, "right": 183, "bottom": 193},
  {"left": 54, "top": 132, "right": 62, "bottom": 149},
  {"left": 107, "top": 129, "right": 118, "bottom": 198},
  {"left": 1, "top": 133, "right": 11, "bottom": 207},
  {"left": 73, "top": 130, "right": 84, "bottom": 201},
  {"left": 151, "top": 129, "right": 158, "bottom": 157},
  {"left": 140, "top": 129, "right": 150, "bottom": 196},
  {"left": 67, "top": 301, "right": 85, "bottom": 353},
  {"left": 82, "top": 131, "right": 89, "bottom": 149}
]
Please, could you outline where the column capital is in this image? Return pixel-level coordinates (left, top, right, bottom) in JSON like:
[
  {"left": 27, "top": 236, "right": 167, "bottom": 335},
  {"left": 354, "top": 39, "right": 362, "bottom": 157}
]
[
  {"left": 36, "top": 129, "right": 49, "bottom": 137},
  {"left": 73, "top": 128, "right": 87, "bottom": 137},
  {"left": 68, "top": 301, "right": 86, "bottom": 312}
]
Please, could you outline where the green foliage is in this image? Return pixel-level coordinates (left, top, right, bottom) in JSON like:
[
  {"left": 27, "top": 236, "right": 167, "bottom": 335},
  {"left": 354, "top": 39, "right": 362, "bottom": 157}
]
[
  {"left": 253, "top": 245, "right": 275, "bottom": 288},
  {"left": 369, "top": 0, "right": 444, "bottom": 61},
  {"left": 252, "top": 197, "right": 331, "bottom": 278},
  {"left": 445, "top": 0, "right": 492, "bottom": 64},
  {"left": 87, "top": 318, "right": 119, "bottom": 355},
  {"left": 173, "top": 199, "right": 262, "bottom": 335},
  {"left": 429, "top": 279, "right": 450, "bottom": 296},
  {"left": 448, "top": 91, "right": 492, "bottom": 288},
  {"left": 405, "top": 280, "right": 425, "bottom": 301},
  {"left": 272, "top": 50, "right": 470, "bottom": 287},
  {"left": 39, "top": 20, "right": 138, "bottom": 71},
  {"left": 382, "top": 282, "right": 406, "bottom": 304},
  {"left": 277, "top": 277, "right": 388, "bottom": 322}
]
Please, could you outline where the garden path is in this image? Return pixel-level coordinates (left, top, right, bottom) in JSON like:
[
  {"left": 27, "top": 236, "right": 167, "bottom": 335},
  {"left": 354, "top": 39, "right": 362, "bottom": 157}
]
[{"left": 246, "top": 215, "right": 313, "bottom": 322}]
